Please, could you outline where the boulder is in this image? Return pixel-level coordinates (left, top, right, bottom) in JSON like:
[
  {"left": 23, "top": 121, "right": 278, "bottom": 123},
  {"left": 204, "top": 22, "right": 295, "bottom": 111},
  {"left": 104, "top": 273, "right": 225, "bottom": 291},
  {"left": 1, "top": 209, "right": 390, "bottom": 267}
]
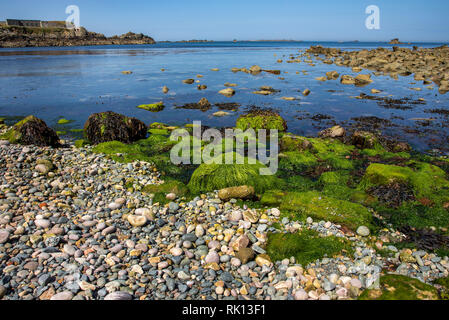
[
  {"left": 0, "top": 115, "right": 60, "bottom": 147},
  {"left": 340, "top": 75, "right": 355, "bottom": 85},
  {"left": 318, "top": 125, "right": 346, "bottom": 138},
  {"left": 84, "top": 111, "right": 147, "bottom": 145},
  {"left": 218, "top": 185, "right": 255, "bottom": 201},
  {"left": 355, "top": 74, "right": 373, "bottom": 87},
  {"left": 219, "top": 88, "right": 235, "bottom": 97}
]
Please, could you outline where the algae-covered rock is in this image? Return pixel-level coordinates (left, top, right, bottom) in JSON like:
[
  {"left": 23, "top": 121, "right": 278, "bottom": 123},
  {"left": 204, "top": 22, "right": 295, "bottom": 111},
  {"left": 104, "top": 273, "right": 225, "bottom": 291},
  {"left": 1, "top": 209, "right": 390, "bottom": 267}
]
[
  {"left": 142, "top": 180, "right": 189, "bottom": 204},
  {"left": 280, "top": 191, "right": 374, "bottom": 231},
  {"left": 0, "top": 115, "right": 60, "bottom": 147},
  {"left": 351, "top": 131, "right": 381, "bottom": 149},
  {"left": 137, "top": 102, "right": 165, "bottom": 112},
  {"left": 236, "top": 110, "right": 287, "bottom": 132},
  {"left": 218, "top": 185, "right": 255, "bottom": 201},
  {"left": 360, "top": 162, "right": 449, "bottom": 205},
  {"left": 84, "top": 111, "right": 147, "bottom": 145},
  {"left": 279, "top": 134, "right": 312, "bottom": 152},
  {"left": 187, "top": 152, "right": 280, "bottom": 194},
  {"left": 359, "top": 274, "right": 439, "bottom": 300},
  {"left": 266, "top": 229, "right": 352, "bottom": 266}
]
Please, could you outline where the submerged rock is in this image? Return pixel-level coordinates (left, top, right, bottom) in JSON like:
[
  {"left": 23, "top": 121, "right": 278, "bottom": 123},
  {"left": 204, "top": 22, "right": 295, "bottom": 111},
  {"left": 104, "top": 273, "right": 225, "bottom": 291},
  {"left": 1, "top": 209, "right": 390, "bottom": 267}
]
[{"left": 218, "top": 185, "right": 255, "bottom": 201}]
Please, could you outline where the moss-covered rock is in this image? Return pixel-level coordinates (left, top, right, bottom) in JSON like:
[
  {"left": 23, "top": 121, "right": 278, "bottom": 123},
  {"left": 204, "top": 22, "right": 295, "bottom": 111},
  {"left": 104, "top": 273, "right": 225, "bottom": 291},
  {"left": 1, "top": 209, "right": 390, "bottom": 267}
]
[
  {"left": 279, "top": 134, "right": 312, "bottom": 152},
  {"left": 266, "top": 229, "right": 353, "bottom": 266},
  {"left": 187, "top": 152, "right": 281, "bottom": 194},
  {"left": 0, "top": 115, "right": 60, "bottom": 147},
  {"left": 351, "top": 131, "right": 382, "bottom": 149},
  {"left": 236, "top": 110, "right": 287, "bottom": 132},
  {"left": 359, "top": 274, "right": 439, "bottom": 300},
  {"left": 137, "top": 102, "right": 165, "bottom": 112},
  {"left": 360, "top": 162, "right": 449, "bottom": 205},
  {"left": 280, "top": 191, "right": 374, "bottom": 231},
  {"left": 142, "top": 179, "right": 189, "bottom": 204},
  {"left": 74, "top": 139, "right": 89, "bottom": 148},
  {"left": 84, "top": 111, "right": 147, "bottom": 145},
  {"left": 260, "top": 190, "right": 287, "bottom": 207},
  {"left": 57, "top": 118, "right": 73, "bottom": 125}
]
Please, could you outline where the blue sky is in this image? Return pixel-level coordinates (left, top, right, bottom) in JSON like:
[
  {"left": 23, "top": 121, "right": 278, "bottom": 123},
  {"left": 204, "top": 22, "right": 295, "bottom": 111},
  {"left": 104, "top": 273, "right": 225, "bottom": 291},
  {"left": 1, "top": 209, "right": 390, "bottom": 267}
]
[{"left": 1, "top": 0, "right": 448, "bottom": 42}]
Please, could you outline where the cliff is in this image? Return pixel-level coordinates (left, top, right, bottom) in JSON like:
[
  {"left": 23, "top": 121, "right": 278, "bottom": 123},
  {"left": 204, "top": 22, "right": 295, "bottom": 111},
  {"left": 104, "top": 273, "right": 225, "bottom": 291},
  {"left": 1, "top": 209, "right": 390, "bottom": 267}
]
[{"left": 0, "top": 26, "right": 156, "bottom": 48}]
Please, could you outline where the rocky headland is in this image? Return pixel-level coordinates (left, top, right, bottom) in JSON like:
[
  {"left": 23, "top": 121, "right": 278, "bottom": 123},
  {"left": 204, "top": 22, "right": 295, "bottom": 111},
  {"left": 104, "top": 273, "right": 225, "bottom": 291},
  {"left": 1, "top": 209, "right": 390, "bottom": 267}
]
[{"left": 0, "top": 26, "right": 155, "bottom": 48}]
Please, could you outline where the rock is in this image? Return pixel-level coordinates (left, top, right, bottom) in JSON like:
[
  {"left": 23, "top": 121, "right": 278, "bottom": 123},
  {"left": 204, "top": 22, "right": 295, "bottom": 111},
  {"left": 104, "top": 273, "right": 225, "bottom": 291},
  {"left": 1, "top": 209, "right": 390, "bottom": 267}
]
[
  {"left": 399, "top": 249, "right": 416, "bottom": 263},
  {"left": 294, "top": 289, "right": 308, "bottom": 300},
  {"left": 235, "top": 248, "right": 255, "bottom": 264},
  {"left": 162, "top": 86, "right": 169, "bottom": 94},
  {"left": 104, "top": 291, "right": 133, "bottom": 300},
  {"left": 340, "top": 75, "right": 355, "bottom": 85},
  {"left": 0, "top": 229, "right": 10, "bottom": 244},
  {"left": 315, "top": 76, "right": 327, "bottom": 82},
  {"left": 302, "top": 89, "right": 311, "bottom": 96},
  {"left": 166, "top": 193, "right": 176, "bottom": 201},
  {"left": 198, "top": 98, "right": 211, "bottom": 109},
  {"left": 35, "top": 219, "right": 51, "bottom": 229},
  {"left": 351, "top": 131, "right": 379, "bottom": 149},
  {"left": 371, "top": 89, "right": 381, "bottom": 94},
  {"left": 1, "top": 115, "right": 60, "bottom": 147},
  {"left": 318, "top": 125, "right": 346, "bottom": 138},
  {"left": 183, "top": 79, "right": 195, "bottom": 84},
  {"left": 50, "top": 291, "right": 74, "bottom": 300},
  {"left": 0, "top": 285, "right": 7, "bottom": 299},
  {"left": 357, "top": 226, "right": 370, "bottom": 237},
  {"left": 127, "top": 215, "right": 147, "bottom": 227},
  {"left": 205, "top": 250, "right": 220, "bottom": 264},
  {"left": 326, "top": 71, "right": 339, "bottom": 80},
  {"left": 218, "top": 185, "right": 255, "bottom": 201},
  {"left": 249, "top": 65, "right": 262, "bottom": 74},
  {"left": 255, "top": 254, "right": 272, "bottom": 267},
  {"left": 213, "top": 111, "right": 230, "bottom": 117},
  {"left": 84, "top": 111, "right": 147, "bottom": 144},
  {"left": 355, "top": 74, "right": 373, "bottom": 86},
  {"left": 228, "top": 211, "right": 243, "bottom": 222},
  {"left": 219, "top": 88, "right": 235, "bottom": 97}
]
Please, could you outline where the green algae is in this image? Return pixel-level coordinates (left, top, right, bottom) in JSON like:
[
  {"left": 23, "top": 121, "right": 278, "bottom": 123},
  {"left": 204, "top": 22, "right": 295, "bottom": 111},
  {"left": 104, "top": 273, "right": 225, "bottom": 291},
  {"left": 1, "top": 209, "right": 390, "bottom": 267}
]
[
  {"left": 236, "top": 111, "right": 287, "bottom": 132},
  {"left": 266, "top": 229, "right": 353, "bottom": 266},
  {"left": 359, "top": 274, "right": 439, "bottom": 300},
  {"left": 137, "top": 102, "right": 165, "bottom": 112},
  {"left": 57, "top": 118, "right": 73, "bottom": 125},
  {"left": 187, "top": 152, "right": 281, "bottom": 194},
  {"left": 74, "top": 139, "right": 89, "bottom": 148},
  {"left": 142, "top": 179, "right": 189, "bottom": 204},
  {"left": 279, "top": 191, "right": 374, "bottom": 231}
]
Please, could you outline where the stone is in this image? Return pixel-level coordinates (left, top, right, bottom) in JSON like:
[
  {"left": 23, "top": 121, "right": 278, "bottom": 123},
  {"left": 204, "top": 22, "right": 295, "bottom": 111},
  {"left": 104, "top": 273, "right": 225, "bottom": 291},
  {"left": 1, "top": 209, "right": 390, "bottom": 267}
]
[
  {"left": 218, "top": 185, "right": 255, "bottom": 201},
  {"left": 104, "top": 291, "right": 133, "bottom": 300},
  {"left": 50, "top": 291, "right": 74, "bottom": 300},
  {"left": 127, "top": 214, "right": 147, "bottom": 227},
  {"left": 355, "top": 74, "right": 373, "bottom": 86},
  {"left": 2, "top": 115, "right": 60, "bottom": 147},
  {"left": 235, "top": 248, "right": 255, "bottom": 264},
  {"left": 318, "top": 125, "right": 346, "bottom": 138},
  {"left": 356, "top": 226, "right": 370, "bottom": 237},
  {"left": 205, "top": 250, "right": 220, "bottom": 264},
  {"left": 0, "top": 229, "right": 10, "bottom": 244},
  {"left": 255, "top": 254, "right": 272, "bottom": 267},
  {"left": 294, "top": 289, "right": 308, "bottom": 300},
  {"left": 84, "top": 111, "right": 147, "bottom": 145},
  {"left": 219, "top": 88, "right": 235, "bottom": 97}
]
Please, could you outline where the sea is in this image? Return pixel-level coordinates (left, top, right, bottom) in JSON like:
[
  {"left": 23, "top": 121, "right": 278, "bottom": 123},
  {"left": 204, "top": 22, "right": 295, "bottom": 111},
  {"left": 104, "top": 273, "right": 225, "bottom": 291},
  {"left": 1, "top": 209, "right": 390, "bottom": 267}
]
[{"left": 0, "top": 41, "right": 448, "bottom": 153}]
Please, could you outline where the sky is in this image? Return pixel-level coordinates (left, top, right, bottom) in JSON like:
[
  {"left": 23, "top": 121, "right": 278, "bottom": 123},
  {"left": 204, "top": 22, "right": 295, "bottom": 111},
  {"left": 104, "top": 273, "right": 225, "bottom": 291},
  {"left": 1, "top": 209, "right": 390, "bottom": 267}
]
[{"left": 1, "top": 0, "right": 448, "bottom": 42}]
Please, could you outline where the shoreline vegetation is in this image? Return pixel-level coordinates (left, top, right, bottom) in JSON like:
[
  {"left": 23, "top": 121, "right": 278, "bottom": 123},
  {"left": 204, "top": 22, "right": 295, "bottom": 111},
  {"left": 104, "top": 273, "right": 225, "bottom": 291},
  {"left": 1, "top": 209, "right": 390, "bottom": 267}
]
[{"left": 0, "top": 44, "right": 448, "bottom": 301}]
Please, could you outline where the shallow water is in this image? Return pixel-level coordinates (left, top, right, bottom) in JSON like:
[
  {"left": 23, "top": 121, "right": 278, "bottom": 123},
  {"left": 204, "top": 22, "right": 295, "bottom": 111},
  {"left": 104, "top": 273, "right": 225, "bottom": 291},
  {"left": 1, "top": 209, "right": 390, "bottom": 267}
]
[{"left": 0, "top": 41, "right": 448, "bottom": 153}]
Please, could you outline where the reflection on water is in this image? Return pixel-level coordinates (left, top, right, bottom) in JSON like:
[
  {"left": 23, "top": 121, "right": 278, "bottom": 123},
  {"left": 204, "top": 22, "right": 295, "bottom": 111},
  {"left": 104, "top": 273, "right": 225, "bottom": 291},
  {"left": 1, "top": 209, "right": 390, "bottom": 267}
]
[{"left": 0, "top": 41, "right": 448, "bottom": 154}]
